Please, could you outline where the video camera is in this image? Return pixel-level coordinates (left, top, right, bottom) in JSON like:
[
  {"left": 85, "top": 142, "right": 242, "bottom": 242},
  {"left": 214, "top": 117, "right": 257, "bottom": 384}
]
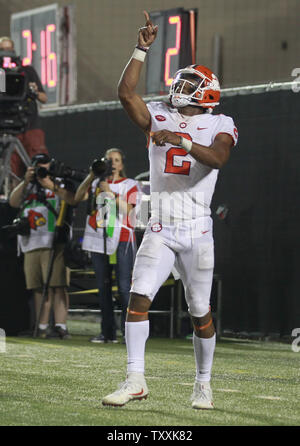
[
  {"left": 91, "top": 157, "right": 113, "bottom": 181},
  {"left": 0, "top": 50, "right": 37, "bottom": 134},
  {"left": 1, "top": 158, "right": 87, "bottom": 239},
  {"left": 32, "top": 158, "right": 87, "bottom": 183},
  {"left": 35, "top": 157, "right": 113, "bottom": 183}
]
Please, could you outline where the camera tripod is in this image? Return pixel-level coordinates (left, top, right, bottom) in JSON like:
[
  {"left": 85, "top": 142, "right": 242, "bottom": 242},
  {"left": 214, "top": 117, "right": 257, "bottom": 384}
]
[
  {"left": 33, "top": 199, "right": 67, "bottom": 338},
  {"left": 0, "top": 133, "right": 31, "bottom": 197}
]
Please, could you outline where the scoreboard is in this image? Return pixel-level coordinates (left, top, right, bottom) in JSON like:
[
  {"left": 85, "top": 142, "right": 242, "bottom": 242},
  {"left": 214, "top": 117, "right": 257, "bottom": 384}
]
[
  {"left": 146, "top": 8, "right": 197, "bottom": 95},
  {"left": 10, "top": 4, "right": 76, "bottom": 106}
]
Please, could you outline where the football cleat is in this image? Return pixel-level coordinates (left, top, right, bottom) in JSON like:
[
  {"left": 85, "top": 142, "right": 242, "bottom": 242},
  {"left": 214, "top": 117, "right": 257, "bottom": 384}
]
[
  {"left": 102, "top": 372, "right": 148, "bottom": 407},
  {"left": 191, "top": 381, "right": 214, "bottom": 410}
]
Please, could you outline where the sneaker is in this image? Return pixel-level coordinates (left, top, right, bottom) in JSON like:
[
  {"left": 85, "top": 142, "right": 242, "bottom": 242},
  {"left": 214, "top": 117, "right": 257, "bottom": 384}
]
[
  {"left": 102, "top": 372, "right": 149, "bottom": 407},
  {"left": 90, "top": 334, "right": 106, "bottom": 343},
  {"left": 55, "top": 326, "right": 71, "bottom": 340},
  {"left": 90, "top": 334, "right": 118, "bottom": 344},
  {"left": 191, "top": 381, "right": 214, "bottom": 410}
]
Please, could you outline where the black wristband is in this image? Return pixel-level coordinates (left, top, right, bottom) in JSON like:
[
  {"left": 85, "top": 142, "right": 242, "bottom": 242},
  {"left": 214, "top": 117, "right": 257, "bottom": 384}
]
[{"left": 135, "top": 45, "right": 149, "bottom": 52}]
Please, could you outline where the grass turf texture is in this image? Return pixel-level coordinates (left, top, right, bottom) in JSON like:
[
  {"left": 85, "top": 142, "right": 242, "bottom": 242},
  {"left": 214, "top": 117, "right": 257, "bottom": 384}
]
[{"left": 0, "top": 320, "right": 299, "bottom": 426}]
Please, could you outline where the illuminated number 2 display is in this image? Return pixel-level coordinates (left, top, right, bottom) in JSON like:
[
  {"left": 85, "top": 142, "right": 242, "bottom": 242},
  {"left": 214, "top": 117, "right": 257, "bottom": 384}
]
[
  {"left": 164, "top": 16, "right": 181, "bottom": 87},
  {"left": 146, "top": 8, "right": 197, "bottom": 95}
]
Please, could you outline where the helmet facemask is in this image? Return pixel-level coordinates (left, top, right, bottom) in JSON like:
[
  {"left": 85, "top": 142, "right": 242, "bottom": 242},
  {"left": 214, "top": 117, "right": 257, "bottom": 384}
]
[
  {"left": 169, "top": 66, "right": 220, "bottom": 110},
  {"left": 169, "top": 72, "right": 203, "bottom": 108}
]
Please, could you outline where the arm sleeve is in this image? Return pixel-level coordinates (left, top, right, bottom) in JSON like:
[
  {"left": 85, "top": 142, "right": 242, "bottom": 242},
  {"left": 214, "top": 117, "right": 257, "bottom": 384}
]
[
  {"left": 213, "top": 115, "right": 238, "bottom": 147},
  {"left": 126, "top": 185, "right": 139, "bottom": 207}
]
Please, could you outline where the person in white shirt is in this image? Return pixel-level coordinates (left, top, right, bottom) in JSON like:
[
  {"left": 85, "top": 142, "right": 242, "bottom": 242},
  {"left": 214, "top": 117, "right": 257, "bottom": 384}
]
[
  {"left": 102, "top": 11, "right": 238, "bottom": 409},
  {"left": 9, "top": 153, "right": 76, "bottom": 339},
  {"left": 75, "top": 148, "right": 140, "bottom": 343}
]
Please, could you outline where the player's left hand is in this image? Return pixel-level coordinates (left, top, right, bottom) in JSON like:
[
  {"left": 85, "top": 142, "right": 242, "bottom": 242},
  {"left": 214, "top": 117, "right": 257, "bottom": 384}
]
[{"left": 151, "top": 130, "right": 181, "bottom": 147}]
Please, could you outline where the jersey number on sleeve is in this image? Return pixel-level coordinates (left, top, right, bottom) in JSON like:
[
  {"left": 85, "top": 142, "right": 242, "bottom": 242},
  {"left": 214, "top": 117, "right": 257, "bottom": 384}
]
[{"left": 164, "top": 133, "right": 192, "bottom": 175}]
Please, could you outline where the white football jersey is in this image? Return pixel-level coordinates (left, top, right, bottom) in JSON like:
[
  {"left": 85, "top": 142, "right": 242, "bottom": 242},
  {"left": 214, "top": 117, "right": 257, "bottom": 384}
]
[{"left": 146, "top": 101, "right": 238, "bottom": 223}]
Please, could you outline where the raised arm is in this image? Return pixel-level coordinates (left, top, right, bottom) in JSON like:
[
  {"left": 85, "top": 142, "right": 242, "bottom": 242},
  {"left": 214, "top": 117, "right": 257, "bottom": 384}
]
[
  {"left": 74, "top": 171, "right": 95, "bottom": 204},
  {"left": 118, "top": 11, "right": 158, "bottom": 134},
  {"left": 9, "top": 167, "right": 34, "bottom": 208}
]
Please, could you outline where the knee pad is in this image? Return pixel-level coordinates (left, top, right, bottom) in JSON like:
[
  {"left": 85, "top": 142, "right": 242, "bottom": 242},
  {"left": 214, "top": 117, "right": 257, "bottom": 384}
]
[
  {"left": 185, "top": 283, "right": 211, "bottom": 318},
  {"left": 188, "top": 299, "right": 210, "bottom": 319}
]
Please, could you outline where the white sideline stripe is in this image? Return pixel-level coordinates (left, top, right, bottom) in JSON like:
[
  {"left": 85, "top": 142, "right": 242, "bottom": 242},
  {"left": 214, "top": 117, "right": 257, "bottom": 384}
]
[{"left": 254, "top": 395, "right": 282, "bottom": 401}]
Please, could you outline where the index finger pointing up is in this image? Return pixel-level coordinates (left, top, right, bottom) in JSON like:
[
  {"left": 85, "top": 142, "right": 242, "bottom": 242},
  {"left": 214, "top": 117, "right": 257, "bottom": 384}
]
[{"left": 143, "top": 10, "right": 151, "bottom": 25}]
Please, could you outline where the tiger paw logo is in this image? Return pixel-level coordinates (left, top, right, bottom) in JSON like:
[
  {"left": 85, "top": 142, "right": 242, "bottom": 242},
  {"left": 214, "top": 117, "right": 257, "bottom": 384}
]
[{"left": 27, "top": 210, "right": 46, "bottom": 230}]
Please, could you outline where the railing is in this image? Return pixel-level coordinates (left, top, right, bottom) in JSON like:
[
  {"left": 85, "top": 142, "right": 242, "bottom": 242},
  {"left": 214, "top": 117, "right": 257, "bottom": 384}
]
[{"left": 39, "top": 81, "right": 295, "bottom": 117}]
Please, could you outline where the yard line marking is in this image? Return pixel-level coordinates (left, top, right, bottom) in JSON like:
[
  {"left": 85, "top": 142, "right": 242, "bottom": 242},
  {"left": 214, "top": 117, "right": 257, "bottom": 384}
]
[
  {"left": 215, "top": 388, "right": 241, "bottom": 393},
  {"left": 254, "top": 395, "right": 282, "bottom": 401},
  {"left": 72, "top": 364, "right": 89, "bottom": 368},
  {"left": 179, "top": 385, "right": 242, "bottom": 393},
  {"left": 43, "top": 359, "right": 60, "bottom": 362}
]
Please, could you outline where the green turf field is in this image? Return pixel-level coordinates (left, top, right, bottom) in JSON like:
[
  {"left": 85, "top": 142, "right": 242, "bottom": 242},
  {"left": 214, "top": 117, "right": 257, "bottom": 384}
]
[{"left": 0, "top": 320, "right": 299, "bottom": 426}]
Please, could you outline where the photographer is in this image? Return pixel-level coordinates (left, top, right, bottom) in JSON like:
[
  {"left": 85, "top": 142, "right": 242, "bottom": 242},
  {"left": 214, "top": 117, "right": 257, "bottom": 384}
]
[
  {"left": 75, "top": 148, "right": 140, "bottom": 343},
  {"left": 0, "top": 37, "right": 48, "bottom": 180},
  {"left": 9, "top": 153, "right": 77, "bottom": 339}
]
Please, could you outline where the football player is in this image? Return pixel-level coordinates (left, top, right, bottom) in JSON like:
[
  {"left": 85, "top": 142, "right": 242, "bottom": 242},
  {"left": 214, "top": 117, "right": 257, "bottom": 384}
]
[{"left": 102, "top": 10, "right": 238, "bottom": 409}]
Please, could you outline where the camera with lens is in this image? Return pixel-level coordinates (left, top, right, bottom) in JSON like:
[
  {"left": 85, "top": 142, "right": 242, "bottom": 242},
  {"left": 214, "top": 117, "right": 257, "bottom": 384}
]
[
  {"left": 33, "top": 158, "right": 87, "bottom": 183},
  {"left": 91, "top": 157, "right": 113, "bottom": 180},
  {"left": 48, "top": 159, "right": 87, "bottom": 182},
  {"left": 0, "top": 51, "right": 37, "bottom": 135}
]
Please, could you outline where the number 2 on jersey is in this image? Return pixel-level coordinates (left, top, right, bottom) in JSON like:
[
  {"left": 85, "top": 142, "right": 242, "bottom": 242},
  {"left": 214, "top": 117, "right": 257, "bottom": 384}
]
[{"left": 164, "top": 133, "right": 192, "bottom": 175}]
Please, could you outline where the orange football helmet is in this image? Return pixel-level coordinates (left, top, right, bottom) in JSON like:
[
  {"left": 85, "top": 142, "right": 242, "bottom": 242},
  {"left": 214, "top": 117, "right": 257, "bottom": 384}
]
[{"left": 169, "top": 65, "right": 220, "bottom": 110}]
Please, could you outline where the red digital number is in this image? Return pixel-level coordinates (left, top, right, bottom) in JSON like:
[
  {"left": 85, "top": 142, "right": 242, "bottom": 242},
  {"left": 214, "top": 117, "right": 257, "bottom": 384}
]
[
  {"left": 46, "top": 24, "right": 57, "bottom": 88},
  {"left": 40, "top": 24, "right": 57, "bottom": 88},
  {"left": 40, "top": 30, "right": 46, "bottom": 85},
  {"left": 164, "top": 15, "right": 182, "bottom": 87},
  {"left": 22, "top": 29, "right": 32, "bottom": 66},
  {"left": 164, "top": 133, "right": 192, "bottom": 175}
]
